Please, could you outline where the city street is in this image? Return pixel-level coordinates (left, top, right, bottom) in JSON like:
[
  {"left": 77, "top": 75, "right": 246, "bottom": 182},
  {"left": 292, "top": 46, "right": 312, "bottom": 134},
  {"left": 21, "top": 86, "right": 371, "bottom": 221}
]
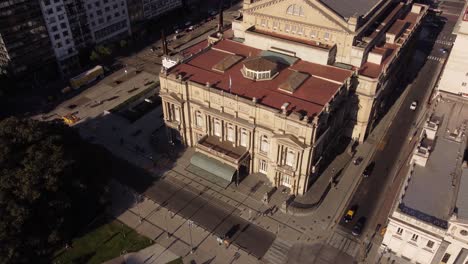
[{"left": 336, "top": 0, "right": 466, "bottom": 262}]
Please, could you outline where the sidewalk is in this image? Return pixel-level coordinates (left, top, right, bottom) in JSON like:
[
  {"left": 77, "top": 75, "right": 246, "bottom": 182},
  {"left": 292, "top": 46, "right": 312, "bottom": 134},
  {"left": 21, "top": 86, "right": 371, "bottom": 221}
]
[{"left": 108, "top": 180, "right": 259, "bottom": 264}]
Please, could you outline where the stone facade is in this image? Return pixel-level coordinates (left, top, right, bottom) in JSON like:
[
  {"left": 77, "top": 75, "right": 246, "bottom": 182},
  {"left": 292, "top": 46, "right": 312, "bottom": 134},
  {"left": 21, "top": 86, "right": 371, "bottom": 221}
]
[{"left": 159, "top": 67, "right": 352, "bottom": 195}]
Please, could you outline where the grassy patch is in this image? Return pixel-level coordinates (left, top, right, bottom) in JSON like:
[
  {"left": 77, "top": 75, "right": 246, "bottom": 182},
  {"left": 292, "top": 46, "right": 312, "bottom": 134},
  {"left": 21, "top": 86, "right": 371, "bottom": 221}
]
[{"left": 53, "top": 217, "right": 152, "bottom": 264}]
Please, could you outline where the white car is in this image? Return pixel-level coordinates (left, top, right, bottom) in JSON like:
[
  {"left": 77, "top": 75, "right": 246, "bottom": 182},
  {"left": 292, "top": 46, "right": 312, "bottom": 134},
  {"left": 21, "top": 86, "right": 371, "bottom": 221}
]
[{"left": 410, "top": 101, "right": 418, "bottom": 110}]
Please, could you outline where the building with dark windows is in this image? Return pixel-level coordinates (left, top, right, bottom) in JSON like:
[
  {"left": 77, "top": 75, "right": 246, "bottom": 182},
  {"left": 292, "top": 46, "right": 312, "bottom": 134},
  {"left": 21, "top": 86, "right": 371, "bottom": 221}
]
[{"left": 0, "top": 0, "right": 56, "bottom": 77}]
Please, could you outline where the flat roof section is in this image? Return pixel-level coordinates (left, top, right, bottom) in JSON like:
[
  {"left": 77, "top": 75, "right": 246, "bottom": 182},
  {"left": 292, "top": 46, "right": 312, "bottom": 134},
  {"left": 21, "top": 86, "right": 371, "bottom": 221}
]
[
  {"left": 320, "top": 0, "right": 384, "bottom": 18},
  {"left": 400, "top": 99, "right": 468, "bottom": 227}
]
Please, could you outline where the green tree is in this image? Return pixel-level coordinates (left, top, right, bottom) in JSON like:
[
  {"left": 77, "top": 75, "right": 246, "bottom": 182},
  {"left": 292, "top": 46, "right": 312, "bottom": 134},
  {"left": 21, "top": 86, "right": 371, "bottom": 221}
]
[
  {"left": 89, "top": 50, "right": 100, "bottom": 62},
  {"left": 119, "top": 40, "right": 127, "bottom": 49},
  {"left": 0, "top": 117, "right": 109, "bottom": 263}
]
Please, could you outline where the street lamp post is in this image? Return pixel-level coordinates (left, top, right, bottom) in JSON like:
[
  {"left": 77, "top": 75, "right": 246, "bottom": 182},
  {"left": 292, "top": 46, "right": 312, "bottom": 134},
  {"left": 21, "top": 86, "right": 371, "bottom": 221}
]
[
  {"left": 165, "top": 210, "right": 171, "bottom": 238},
  {"left": 188, "top": 220, "right": 194, "bottom": 254}
]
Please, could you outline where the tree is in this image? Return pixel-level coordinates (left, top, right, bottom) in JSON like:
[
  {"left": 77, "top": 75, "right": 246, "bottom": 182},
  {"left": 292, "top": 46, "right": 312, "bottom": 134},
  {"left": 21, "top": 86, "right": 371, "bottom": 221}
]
[
  {"left": 0, "top": 117, "right": 110, "bottom": 263},
  {"left": 89, "top": 50, "right": 100, "bottom": 62}
]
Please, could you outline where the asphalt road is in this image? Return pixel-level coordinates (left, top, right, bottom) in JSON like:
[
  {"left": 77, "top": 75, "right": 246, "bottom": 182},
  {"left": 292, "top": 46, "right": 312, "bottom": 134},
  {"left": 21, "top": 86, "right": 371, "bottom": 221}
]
[{"left": 339, "top": 7, "right": 461, "bottom": 238}]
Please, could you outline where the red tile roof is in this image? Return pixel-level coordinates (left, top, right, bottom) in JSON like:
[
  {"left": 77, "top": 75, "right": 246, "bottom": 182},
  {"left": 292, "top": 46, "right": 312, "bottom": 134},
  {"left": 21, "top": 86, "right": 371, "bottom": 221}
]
[
  {"left": 359, "top": 43, "right": 398, "bottom": 78},
  {"left": 170, "top": 39, "right": 353, "bottom": 118}
]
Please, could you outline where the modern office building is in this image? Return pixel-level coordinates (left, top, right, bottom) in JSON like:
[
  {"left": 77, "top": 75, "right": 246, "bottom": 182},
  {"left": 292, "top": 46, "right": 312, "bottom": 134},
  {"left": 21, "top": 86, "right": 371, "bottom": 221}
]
[
  {"left": 381, "top": 96, "right": 468, "bottom": 264},
  {"left": 0, "top": 0, "right": 56, "bottom": 77},
  {"left": 234, "top": 0, "right": 427, "bottom": 141},
  {"left": 437, "top": 3, "right": 468, "bottom": 98}
]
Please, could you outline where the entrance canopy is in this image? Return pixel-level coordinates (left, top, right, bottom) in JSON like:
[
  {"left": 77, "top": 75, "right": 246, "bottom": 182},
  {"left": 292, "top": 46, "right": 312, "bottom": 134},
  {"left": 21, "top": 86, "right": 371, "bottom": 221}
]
[{"left": 189, "top": 152, "right": 237, "bottom": 185}]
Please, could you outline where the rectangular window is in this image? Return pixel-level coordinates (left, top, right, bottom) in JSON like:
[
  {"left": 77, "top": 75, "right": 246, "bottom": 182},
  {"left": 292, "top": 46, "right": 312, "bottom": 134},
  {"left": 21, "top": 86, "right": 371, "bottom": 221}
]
[
  {"left": 227, "top": 126, "right": 234, "bottom": 142},
  {"left": 298, "top": 26, "right": 304, "bottom": 35},
  {"left": 63, "top": 30, "right": 69, "bottom": 36},
  {"left": 411, "top": 234, "right": 418, "bottom": 242},
  {"left": 426, "top": 240, "right": 434, "bottom": 248},
  {"left": 273, "top": 21, "right": 278, "bottom": 30},
  {"left": 260, "top": 19, "right": 266, "bottom": 27},
  {"left": 441, "top": 253, "right": 451, "bottom": 263},
  {"left": 214, "top": 120, "right": 221, "bottom": 137},
  {"left": 397, "top": 228, "right": 403, "bottom": 235},
  {"left": 462, "top": 82, "right": 467, "bottom": 87},
  {"left": 60, "top": 22, "right": 66, "bottom": 29},
  {"left": 173, "top": 106, "right": 180, "bottom": 122},
  {"left": 52, "top": 26, "right": 58, "bottom": 32},
  {"left": 286, "top": 150, "right": 295, "bottom": 167},
  {"left": 310, "top": 30, "right": 316, "bottom": 38},
  {"left": 47, "top": 8, "right": 53, "bottom": 15},
  {"left": 324, "top": 32, "right": 330, "bottom": 40},
  {"left": 282, "top": 174, "right": 291, "bottom": 187},
  {"left": 291, "top": 25, "right": 297, "bottom": 33},
  {"left": 54, "top": 34, "right": 60, "bottom": 40},
  {"left": 195, "top": 113, "right": 203, "bottom": 127},
  {"left": 259, "top": 159, "right": 268, "bottom": 174},
  {"left": 285, "top": 24, "right": 290, "bottom": 32}
]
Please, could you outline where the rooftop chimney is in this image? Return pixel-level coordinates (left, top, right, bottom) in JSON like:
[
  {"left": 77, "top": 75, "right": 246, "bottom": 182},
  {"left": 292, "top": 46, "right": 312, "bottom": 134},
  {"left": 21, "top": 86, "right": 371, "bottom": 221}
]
[
  {"left": 161, "top": 29, "right": 168, "bottom": 55},
  {"left": 281, "top": 102, "right": 290, "bottom": 115}
]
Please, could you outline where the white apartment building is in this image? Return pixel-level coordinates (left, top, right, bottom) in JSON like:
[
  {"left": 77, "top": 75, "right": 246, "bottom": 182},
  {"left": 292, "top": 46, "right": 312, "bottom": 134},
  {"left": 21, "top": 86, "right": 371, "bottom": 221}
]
[
  {"left": 142, "top": 0, "right": 181, "bottom": 19},
  {"left": 40, "top": 0, "right": 78, "bottom": 71},
  {"left": 437, "top": 5, "right": 468, "bottom": 97},
  {"left": 381, "top": 97, "right": 468, "bottom": 264},
  {"left": 84, "top": 0, "right": 131, "bottom": 43}
]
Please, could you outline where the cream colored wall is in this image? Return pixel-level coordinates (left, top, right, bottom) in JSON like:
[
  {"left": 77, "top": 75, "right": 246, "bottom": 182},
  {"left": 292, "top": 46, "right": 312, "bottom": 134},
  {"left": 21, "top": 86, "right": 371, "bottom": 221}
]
[
  {"left": 243, "top": 31, "right": 331, "bottom": 65},
  {"left": 350, "top": 77, "right": 378, "bottom": 141},
  {"left": 382, "top": 217, "right": 441, "bottom": 264},
  {"left": 238, "top": 0, "right": 355, "bottom": 64},
  {"left": 159, "top": 75, "right": 320, "bottom": 195}
]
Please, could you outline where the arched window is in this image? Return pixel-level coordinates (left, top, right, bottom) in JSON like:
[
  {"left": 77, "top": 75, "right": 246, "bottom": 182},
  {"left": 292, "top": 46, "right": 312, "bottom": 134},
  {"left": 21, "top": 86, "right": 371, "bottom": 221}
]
[
  {"left": 240, "top": 129, "right": 248, "bottom": 147},
  {"left": 173, "top": 105, "right": 180, "bottom": 122},
  {"left": 260, "top": 135, "right": 269, "bottom": 153},
  {"left": 214, "top": 119, "right": 221, "bottom": 137},
  {"left": 227, "top": 125, "right": 235, "bottom": 142},
  {"left": 195, "top": 111, "right": 203, "bottom": 127}
]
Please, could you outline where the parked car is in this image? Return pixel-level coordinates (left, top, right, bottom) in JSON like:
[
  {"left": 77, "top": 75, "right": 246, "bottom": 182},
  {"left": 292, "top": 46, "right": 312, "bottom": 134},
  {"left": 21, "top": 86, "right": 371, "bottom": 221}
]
[
  {"left": 353, "top": 156, "right": 363, "bottom": 165},
  {"left": 352, "top": 217, "right": 367, "bottom": 236},
  {"left": 410, "top": 101, "right": 418, "bottom": 110},
  {"left": 362, "top": 162, "right": 375, "bottom": 178},
  {"left": 343, "top": 205, "right": 358, "bottom": 223}
]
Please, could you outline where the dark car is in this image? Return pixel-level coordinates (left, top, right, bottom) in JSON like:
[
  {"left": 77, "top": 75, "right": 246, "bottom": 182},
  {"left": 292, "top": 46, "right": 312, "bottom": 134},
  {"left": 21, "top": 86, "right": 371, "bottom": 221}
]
[
  {"left": 353, "top": 156, "right": 363, "bottom": 165},
  {"left": 352, "top": 217, "right": 367, "bottom": 236},
  {"left": 362, "top": 162, "right": 375, "bottom": 178},
  {"left": 343, "top": 205, "right": 358, "bottom": 223}
]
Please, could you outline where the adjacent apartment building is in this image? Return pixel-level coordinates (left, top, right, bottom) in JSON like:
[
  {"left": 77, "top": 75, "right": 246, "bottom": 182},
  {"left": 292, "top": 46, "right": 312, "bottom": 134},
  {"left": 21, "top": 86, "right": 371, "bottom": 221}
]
[
  {"left": 381, "top": 96, "right": 468, "bottom": 264},
  {"left": 437, "top": 4, "right": 468, "bottom": 98},
  {"left": 2, "top": 0, "right": 178, "bottom": 77},
  {"left": 0, "top": 0, "right": 56, "bottom": 77},
  {"left": 158, "top": 0, "right": 427, "bottom": 195}
]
